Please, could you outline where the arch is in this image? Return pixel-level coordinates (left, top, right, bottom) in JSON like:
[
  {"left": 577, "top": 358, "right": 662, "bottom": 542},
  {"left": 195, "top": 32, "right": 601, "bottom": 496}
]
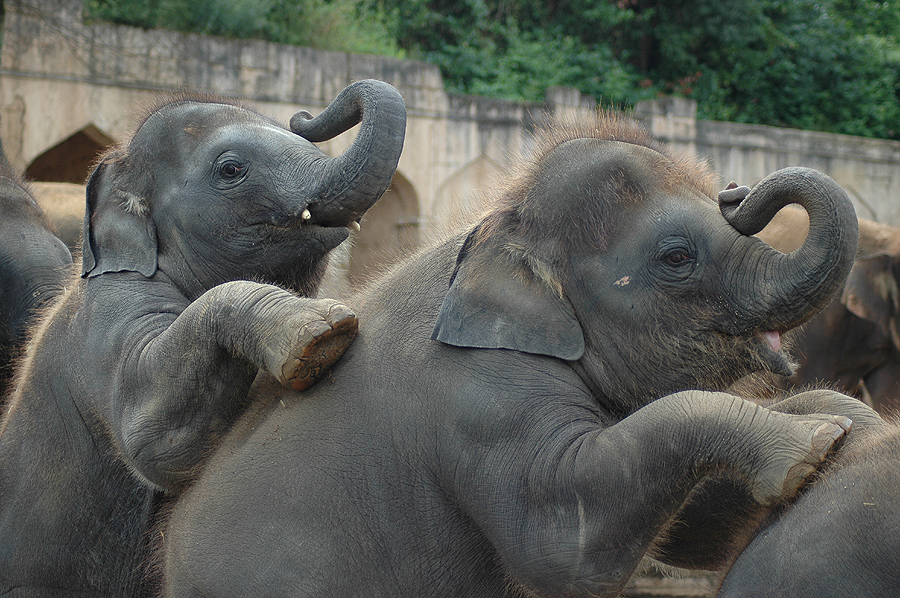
[
  {"left": 432, "top": 155, "right": 506, "bottom": 235},
  {"left": 348, "top": 171, "right": 420, "bottom": 288},
  {"left": 25, "top": 124, "right": 115, "bottom": 184}
]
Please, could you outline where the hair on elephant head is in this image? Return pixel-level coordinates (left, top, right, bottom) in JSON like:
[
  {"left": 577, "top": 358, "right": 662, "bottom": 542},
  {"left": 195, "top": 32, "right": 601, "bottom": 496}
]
[
  {"left": 82, "top": 81, "right": 405, "bottom": 299},
  {"left": 435, "top": 112, "right": 858, "bottom": 417}
]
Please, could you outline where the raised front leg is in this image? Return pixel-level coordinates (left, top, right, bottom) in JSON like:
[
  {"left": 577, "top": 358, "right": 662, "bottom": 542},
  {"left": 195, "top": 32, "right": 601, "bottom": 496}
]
[
  {"left": 109, "top": 280, "right": 357, "bottom": 491},
  {"left": 649, "top": 389, "right": 883, "bottom": 570},
  {"left": 457, "top": 390, "right": 850, "bottom": 597}
]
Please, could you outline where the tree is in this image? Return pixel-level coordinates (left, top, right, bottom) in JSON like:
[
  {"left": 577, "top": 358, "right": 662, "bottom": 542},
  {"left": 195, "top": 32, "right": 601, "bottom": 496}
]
[{"left": 84, "top": 0, "right": 900, "bottom": 140}]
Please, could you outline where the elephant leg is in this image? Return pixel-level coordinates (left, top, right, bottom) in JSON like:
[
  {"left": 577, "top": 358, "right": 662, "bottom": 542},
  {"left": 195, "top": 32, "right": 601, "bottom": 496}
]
[
  {"left": 277, "top": 300, "right": 358, "bottom": 391},
  {"left": 651, "top": 389, "right": 884, "bottom": 570},
  {"left": 114, "top": 280, "right": 358, "bottom": 491}
]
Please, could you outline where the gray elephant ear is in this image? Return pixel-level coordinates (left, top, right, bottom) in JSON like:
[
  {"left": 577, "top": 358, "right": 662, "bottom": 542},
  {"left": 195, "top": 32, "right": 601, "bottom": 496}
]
[
  {"left": 82, "top": 157, "right": 158, "bottom": 278},
  {"left": 431, "top": 231, "right": 585, "bottom": 361},
  {"left": 841, "top": 254, "right": 898, "bottom": 331}
]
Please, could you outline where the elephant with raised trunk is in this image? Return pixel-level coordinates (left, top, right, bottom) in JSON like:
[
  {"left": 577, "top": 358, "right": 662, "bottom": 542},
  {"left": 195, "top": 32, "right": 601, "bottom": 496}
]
[
  {"left": 0, "top": 80, "right": 405, "bottom": 597},
  {"left": 0, "top": 154, "right": 72, "bottom": 387},
  {"left": 163, "top": 113, "right": 859, "bottom": 598}
]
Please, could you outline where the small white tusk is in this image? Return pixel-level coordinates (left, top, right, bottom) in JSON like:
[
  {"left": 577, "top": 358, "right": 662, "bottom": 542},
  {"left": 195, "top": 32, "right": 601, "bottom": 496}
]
[
  {"left": 301, "top": 209, "right": 312, "bottom": 221},
  {"left": 348, "top": 221, "right": 361, "bottom": 232}
]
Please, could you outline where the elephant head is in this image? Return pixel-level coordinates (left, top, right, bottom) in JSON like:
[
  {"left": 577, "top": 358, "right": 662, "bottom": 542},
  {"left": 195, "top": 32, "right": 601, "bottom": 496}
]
[
  {"left": 81, "top": 79, "right": 406, "bottom": 299},
  {"left": 434, "top": 113, "right": 858, "bottom": 416}
]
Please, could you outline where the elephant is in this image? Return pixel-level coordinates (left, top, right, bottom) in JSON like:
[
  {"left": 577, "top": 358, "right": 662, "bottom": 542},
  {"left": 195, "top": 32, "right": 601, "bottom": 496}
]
[
  {"left": 757, "top": 204, "right": 900, "bottom": 413},
  {"left": 0, "top": 79, "right": 406, "bottom": 597},
  {"left": 0, "top": 154, "right": 72, "bottom": 388},
  {"left": 714, "top": 393, "right": 899, "bottom": 597},
  {"left": 161, "top": 112, "right": 860, "bottom": 598}
]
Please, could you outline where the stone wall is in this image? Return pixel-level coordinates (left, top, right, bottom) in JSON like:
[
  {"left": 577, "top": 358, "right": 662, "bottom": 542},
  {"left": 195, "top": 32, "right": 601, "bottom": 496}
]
[
  {"left": 2, "top": 0, "right": 898, "bottom": 274},
  {"left": 635, "top": 98, "right": 900, "bottom": 224}
]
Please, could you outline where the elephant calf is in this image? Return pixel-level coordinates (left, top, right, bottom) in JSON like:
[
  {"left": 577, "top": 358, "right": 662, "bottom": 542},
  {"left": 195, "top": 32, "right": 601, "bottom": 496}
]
[
  {"left": 163, "top": 112, "right": 860, "bottom": 598},
  {"left": 0, "top": 80, "right": 406, "bottom": 597}
]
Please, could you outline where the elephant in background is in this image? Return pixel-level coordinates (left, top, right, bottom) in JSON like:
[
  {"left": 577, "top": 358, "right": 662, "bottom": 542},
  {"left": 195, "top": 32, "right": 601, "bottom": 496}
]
[
  {"left": 0, "top": 154, "right": 72, "bottom": 388},
  {"left": 163, "top": 112, "right": 859, "bottom": 598},
  {"left": 757, "top": 204, "right": 900, "bottom": 413},
  {"left": 0, "top": 80, "right": 406, "bottom": 597}
]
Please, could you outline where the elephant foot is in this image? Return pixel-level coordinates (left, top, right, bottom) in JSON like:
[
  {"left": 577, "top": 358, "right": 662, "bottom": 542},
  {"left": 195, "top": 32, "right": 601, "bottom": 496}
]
[
  {"left": 280, "top": 301, "right": 359, "bottom": 391},
  {"left": 751, "top": 413, "right": 852, "bottom": 506}
]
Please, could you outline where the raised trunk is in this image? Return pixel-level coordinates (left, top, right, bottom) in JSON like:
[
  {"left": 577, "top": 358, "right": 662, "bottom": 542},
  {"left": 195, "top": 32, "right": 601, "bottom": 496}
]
[
  {"left": 290, "top": 79, "right": 406, "bottom": 226},
  {"left": 719, "top": 167, "right": 858, "bottom": 333}
]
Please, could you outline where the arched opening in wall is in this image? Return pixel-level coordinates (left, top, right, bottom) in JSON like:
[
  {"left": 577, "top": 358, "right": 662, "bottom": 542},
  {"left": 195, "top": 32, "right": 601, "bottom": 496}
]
[
  {"left": 348, "top": 173, "right": 419, "bottom": 288},
  {"left": 25, "top": 124, "right": 114, "bottom": 184},
  {"left": 432, "top": 155, "right": 504, "bottom": 236}
]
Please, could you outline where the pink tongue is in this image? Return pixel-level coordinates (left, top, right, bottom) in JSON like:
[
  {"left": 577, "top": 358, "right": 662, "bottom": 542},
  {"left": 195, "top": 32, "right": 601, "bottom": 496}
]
[{"left": 762, "top": 331, "right": 781, "bottom": 352}]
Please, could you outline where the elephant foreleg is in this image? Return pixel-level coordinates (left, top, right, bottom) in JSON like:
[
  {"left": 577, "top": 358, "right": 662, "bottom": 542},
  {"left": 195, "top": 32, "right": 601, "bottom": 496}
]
[
  {"left": 649, "top": 389, "right": 884, "bottom": 570},
  {"left": 113, "top": 280, "right": 357, "bottom": 491}
]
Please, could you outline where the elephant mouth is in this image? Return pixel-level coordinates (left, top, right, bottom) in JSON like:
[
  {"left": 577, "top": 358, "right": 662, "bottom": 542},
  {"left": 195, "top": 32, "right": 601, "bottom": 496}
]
[
  {"left": 260, "top": 213, "right": 362, "bottom": 232},
  {"left": 752, "top": 330, "right": 794, "bottom": 377}
]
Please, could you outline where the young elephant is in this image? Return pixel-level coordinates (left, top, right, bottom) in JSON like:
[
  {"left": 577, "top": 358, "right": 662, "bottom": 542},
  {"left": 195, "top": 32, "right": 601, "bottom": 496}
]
[
  {"left": 0, "top": 155, "right": 72, "bottom": 387},
  {"left": 0, "top": 80, "right": 405, "bottom": 597},
  {"left": 163, "top": 113, "right": 859, "bottom": 598}
]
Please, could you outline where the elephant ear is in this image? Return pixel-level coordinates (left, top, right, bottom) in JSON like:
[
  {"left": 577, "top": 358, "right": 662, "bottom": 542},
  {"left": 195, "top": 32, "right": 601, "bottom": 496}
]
[
  {"left": 431, "top": 232, "right": 585, "bottom": 361},
  {"left": 82, "top": 156, "right": 158, "bottom": 278},
  {"left": 841, "top": 254, "right": 899, "bottom": 332}
]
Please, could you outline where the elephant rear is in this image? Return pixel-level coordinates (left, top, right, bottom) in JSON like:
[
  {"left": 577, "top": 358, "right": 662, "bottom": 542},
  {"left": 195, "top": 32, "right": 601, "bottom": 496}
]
[{"left": 717, "top": 421, "right": 900, "bottom": 597}]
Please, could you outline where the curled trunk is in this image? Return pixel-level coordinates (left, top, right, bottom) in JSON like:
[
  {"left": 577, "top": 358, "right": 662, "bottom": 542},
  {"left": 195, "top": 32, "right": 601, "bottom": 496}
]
[
  {"left": 719, "top": 167, "right": 858, "bottom": 333},
  {"left": 290, "top": 79, "right": 407, "bottom": 226}
]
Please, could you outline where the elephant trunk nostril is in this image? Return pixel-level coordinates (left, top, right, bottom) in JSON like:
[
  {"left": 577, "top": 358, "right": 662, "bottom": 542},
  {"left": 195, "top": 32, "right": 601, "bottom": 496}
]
[{"left": 718, "top": 182, "right": 751, "bottom": 206}]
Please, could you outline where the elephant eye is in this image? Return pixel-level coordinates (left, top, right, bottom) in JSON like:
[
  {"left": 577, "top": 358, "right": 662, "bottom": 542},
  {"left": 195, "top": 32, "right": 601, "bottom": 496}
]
[
  {"left": 664, "top": 250, "right": 691, "bottom": 266},
  {"left": 219, "top": 160, "right": 245, "bottom": 179},
  {"left": 656, "top": 238, "right": 696, "bottom": 270}
]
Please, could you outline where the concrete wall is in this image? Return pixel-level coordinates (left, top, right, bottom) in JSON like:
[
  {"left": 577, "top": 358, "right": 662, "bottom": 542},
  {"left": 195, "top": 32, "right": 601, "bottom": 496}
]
[
  {"left": 3, "top": 0, "right": 899, "bottom": 288},
  {"left": 0, "top": 0, "right": 598, "bottom": 289},
  {"left": 635, "top": 98, "right": 900, "bottom": 225}
]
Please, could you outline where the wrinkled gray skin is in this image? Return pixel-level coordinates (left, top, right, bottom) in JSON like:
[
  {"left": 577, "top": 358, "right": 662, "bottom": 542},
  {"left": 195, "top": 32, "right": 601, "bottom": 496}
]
[
  {"left": 0, "top": 80, "right": 405, "bottom": 597},
  {"left": 715, "top": 393, "right": 899, "bottom": 597},
  {"left": 163, "top": 116, "right": 859, "bottom": 598},
  {"left": 758, "top": 205, "right": 900, "bottom": 413},
  {"left": 0, "top": 157, "right": 72, "bottom": 388}
]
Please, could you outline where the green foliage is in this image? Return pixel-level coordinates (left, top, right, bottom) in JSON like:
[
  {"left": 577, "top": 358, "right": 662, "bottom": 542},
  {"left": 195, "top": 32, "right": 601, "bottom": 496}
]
[
  {"left": 85, "top": 0, "right": 403, "bottom": 56},
  {"left": 84, "top": 0, "right": 900, "bottom": 139},
  {"left": 633, "top": 0, "right": 900, "bottom": 139},
  {"left": 371, "top": 0, "right": 655, "bottom": 105}
]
